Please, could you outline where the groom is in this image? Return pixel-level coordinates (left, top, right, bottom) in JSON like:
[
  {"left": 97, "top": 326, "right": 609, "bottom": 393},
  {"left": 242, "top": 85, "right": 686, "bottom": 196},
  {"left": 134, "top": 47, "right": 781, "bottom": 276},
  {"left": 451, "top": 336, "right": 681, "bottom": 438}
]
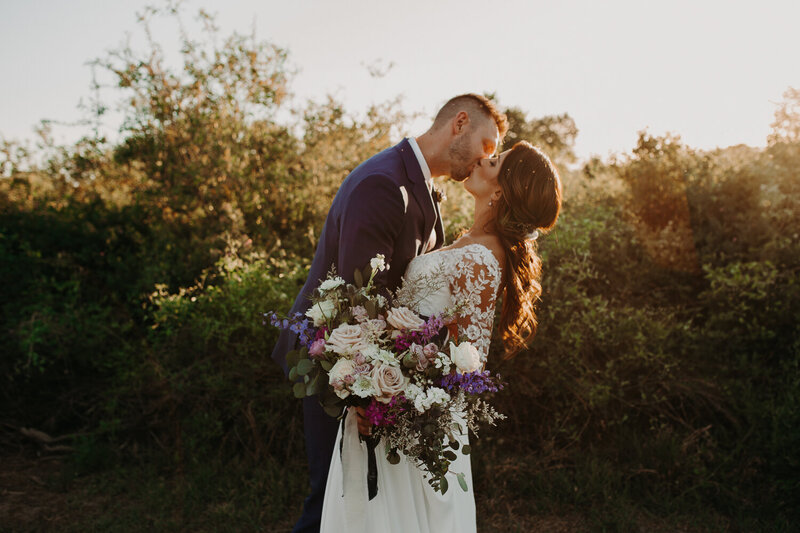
[{"left": 272, "top": 93, "right": 507, "bottom": 533}]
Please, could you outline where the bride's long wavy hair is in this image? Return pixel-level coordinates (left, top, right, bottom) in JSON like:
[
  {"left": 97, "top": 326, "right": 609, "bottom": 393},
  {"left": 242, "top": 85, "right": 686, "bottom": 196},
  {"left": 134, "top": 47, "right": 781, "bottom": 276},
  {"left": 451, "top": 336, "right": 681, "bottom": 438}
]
[{"left": 494, "top": 141, "right": 562, "bottom": 358}]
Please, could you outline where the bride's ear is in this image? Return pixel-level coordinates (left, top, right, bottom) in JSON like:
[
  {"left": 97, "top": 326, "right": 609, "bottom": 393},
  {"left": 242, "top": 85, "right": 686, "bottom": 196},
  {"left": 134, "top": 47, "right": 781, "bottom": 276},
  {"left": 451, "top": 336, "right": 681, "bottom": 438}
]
[{"left": 491, "top": 189, "right": 503, "bottom": 203}]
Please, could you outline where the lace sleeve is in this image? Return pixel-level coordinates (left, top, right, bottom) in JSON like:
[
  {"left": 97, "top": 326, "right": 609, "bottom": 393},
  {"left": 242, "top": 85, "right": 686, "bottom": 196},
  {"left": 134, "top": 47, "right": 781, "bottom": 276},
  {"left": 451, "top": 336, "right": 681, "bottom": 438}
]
[{"left": 449, "top": 245, "right": 502, "bottom": 361}]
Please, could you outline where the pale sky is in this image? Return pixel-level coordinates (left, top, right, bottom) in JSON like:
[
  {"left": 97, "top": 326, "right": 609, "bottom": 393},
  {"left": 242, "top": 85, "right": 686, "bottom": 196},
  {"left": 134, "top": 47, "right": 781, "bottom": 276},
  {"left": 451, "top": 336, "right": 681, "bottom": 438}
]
[{"left": 1, "top": 0, "right": 799, "bottom": 161}]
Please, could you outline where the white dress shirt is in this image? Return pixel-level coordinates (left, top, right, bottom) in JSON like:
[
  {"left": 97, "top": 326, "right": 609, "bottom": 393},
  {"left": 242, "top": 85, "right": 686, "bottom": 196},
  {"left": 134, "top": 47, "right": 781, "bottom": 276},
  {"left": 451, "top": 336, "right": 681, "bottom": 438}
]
[
  {"left": 407, "top": 137, "right": 438, "bottom": 251},
  {"left": 407, "top": 137, "right": 433, "bottom": 193}
]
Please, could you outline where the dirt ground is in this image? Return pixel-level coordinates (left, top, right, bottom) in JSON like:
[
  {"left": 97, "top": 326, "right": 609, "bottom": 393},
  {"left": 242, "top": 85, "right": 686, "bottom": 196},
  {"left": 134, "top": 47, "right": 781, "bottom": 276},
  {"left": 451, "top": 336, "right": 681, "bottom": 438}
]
[
  {"left": 0, "top": 452, "right": 729, "bottom": 533},
  {"left": 1, "top": 453, "right": 79, "bottom": 531},
  {"left": 0, "top": 453, "right": 583, "bottom": 532}
]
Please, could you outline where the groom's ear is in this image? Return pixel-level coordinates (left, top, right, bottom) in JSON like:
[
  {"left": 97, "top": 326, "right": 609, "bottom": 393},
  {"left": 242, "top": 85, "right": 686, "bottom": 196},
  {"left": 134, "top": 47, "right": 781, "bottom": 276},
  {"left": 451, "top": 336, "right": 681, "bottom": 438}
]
[{"left": 452, "top": 111, "right": 470, "bottom": 135}]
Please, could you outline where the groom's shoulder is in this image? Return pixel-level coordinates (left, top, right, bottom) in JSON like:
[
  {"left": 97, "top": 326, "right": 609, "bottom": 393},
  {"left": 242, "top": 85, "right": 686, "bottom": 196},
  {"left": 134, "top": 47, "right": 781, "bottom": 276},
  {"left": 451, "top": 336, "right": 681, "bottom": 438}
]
[{"left": 347, "top": 140, "right": 408, "bottom": 184}]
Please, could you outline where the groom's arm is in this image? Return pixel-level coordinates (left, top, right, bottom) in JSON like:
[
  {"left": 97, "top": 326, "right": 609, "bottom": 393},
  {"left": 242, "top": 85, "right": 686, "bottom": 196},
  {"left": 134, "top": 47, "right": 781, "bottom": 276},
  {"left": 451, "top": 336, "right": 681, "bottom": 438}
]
[{"left": 338, "top": 174, "right": 406, "bottom": 288}]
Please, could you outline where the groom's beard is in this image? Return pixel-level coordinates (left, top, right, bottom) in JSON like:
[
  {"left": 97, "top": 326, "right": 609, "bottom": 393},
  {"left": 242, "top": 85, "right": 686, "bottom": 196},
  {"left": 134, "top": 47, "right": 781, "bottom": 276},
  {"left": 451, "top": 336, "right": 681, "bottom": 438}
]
[{"left": 447, "top": 135, "right": 473, "bottom": 182}]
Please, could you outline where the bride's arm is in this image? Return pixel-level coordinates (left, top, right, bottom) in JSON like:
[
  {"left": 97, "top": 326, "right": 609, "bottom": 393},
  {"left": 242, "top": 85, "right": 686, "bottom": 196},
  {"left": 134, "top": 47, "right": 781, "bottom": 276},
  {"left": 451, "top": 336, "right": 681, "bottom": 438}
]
[{"left": 448, "top": 250, "right": 502, "bottom": 361}]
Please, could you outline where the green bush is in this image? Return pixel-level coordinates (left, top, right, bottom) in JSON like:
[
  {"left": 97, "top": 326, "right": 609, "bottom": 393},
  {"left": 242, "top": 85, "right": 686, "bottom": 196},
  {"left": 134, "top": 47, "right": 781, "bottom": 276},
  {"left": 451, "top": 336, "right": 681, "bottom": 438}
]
[{"left": 114, "top": 249, "right": 309, "bottom": 464}]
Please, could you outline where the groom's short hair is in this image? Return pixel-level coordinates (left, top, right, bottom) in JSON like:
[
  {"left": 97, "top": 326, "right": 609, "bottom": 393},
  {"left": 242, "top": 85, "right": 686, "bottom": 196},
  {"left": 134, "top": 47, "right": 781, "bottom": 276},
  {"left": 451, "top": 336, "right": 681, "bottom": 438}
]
[{"left": 433, "top": 94, "right": 508, "bottom": 138}]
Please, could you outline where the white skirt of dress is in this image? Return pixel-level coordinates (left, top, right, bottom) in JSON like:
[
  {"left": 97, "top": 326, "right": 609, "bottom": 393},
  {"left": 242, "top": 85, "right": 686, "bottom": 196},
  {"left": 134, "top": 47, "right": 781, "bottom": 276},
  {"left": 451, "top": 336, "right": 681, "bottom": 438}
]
[{"left": 320, "top": 407, "right": 476, "bottom": 533}]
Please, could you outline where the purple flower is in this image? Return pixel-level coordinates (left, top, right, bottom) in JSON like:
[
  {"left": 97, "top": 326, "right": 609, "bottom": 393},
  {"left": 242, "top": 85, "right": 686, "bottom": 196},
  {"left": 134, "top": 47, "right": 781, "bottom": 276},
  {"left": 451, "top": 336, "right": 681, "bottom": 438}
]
[
  {"left": 263, "top": 312, "right": 280, "bottom": 327},
  {"left": 439, "top": 371, "right": 504, "bottom": 395},
  {"left": 393, "top": 314, "right": 447, "bottom": 352},
  {"left": 265, "top": 311, "right": 319, "bottom": 350},
  {"left": 364, "top": 395, "right": 407, "bottom": 427}
]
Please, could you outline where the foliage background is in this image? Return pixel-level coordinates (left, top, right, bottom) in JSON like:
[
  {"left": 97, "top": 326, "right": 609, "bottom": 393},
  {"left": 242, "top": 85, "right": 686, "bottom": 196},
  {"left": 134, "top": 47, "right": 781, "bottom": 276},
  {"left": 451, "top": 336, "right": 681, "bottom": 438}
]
[{"left": 1, "top": 6, "right": 798, "bottom": 532}]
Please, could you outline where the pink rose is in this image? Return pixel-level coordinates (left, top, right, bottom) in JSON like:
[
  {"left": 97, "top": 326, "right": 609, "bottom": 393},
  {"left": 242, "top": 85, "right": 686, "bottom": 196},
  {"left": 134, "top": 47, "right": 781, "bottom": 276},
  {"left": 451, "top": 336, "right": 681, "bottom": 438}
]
[
  {"left": 423, "top": 343, "right": 438, "bottom": 360},
  {"left": 360, "top": 318, "right": 387, "bottom": 338},
  {"left": 308, "top": 338, "right": 326, "bottom": 358},
  {"left": 352, "top": 305, "right": 369, "bottom": 323},
  {"left": 386, "top": 307, "right": 425, "bottom": 331},
  {"left": 329, "top": 359, "right": 356, "bottom": 399},
  {"left": 371, "top": 364, "right": 408, "bottom": 403},
  {"left": 354, "top": 363, "right": 373, "bottom": 375},
  {"left": 326, "top": 324, "right": 366, "bottom": 356}
]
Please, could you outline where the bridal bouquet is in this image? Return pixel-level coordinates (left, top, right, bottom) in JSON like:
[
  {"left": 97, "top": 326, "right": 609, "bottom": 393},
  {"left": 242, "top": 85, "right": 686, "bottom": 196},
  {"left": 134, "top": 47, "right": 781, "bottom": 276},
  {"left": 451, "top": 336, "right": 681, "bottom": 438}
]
[{"left": 266, "top": 255, "right": 505, "bottom": 494}]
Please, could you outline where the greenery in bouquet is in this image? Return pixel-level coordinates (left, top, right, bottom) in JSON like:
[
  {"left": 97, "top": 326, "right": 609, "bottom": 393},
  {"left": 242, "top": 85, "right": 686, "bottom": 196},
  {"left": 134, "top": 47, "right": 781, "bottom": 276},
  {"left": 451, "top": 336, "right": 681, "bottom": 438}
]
[{"left": 266, "top": 255, "right": 505, "bottom": 493}]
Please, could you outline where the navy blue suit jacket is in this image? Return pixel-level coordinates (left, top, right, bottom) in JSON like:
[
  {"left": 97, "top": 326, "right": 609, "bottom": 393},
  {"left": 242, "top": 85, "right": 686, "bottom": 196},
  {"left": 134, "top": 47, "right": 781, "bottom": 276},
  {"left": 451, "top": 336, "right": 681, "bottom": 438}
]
[{"left": 271, "top": 138, "right": 444, "bottom": 374}]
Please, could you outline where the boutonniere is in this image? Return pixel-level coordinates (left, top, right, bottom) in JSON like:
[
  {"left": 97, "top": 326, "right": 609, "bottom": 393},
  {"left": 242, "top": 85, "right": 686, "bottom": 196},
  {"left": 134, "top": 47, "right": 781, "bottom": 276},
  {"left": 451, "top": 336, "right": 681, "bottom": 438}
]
[{"left": 431, "top": 186, "right": 446, "bottom": 203}]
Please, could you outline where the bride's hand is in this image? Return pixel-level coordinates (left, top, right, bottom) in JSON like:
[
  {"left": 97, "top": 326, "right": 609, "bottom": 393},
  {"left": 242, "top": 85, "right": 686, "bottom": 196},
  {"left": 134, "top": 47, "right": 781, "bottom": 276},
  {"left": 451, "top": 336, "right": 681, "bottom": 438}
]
[{"left": 354, "top": 406, "right": 372, "bottom": 436}]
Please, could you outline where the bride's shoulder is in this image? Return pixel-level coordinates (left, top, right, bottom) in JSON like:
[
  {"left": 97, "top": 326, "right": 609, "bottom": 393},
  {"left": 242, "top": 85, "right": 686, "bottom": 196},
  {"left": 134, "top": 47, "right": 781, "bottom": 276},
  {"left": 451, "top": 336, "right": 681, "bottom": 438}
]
[{"left": 448, "top": 235, "right": 504, "bottom": 271}]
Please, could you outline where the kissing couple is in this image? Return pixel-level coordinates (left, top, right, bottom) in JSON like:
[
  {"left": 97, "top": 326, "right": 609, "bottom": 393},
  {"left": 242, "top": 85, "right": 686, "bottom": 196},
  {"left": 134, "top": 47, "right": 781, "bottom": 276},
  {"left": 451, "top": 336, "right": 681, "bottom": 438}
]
[{"left": 272, "top": 93, "right": 563, "bottom": 533}]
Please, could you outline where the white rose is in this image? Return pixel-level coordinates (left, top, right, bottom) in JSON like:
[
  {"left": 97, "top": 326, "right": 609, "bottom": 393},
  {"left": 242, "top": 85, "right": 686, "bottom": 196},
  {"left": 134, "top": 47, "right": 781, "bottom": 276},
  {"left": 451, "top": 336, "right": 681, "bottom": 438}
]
[
  {"left": 328, "top": 359, "right": 356, "bottom": 399},
  {"left": 305, "top": 299, "right": 337, "bottom": 327},
  {"left": 386, "top": 306, "right": 425, "bottom": 331},
  {"left": 449, "top": 341, "right": 482, "bottom": 373},
  {"left": 326, "top": 324, "right": 366, "bottom": 356},
  {"left": 371, "top": 364, "right": 408, "bottom": 403},
  {"left": 319, "top": 277, "right": 345, "bottom": 292}
]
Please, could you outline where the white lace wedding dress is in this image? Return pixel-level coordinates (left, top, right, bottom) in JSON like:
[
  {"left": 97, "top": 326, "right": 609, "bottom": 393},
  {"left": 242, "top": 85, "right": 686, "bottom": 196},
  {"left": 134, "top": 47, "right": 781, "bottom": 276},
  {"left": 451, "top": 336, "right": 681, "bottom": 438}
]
[{"left": 320, "top": 243, "right": 501, "bottom": 533}]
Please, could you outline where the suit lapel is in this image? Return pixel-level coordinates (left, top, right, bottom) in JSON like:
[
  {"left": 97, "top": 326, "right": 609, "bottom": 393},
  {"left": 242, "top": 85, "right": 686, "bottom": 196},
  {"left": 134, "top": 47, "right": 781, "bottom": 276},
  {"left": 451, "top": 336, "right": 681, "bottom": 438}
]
[
  {"left": 397, "top": 139, "right": 437, "bottom": 255},
  {"left": 432, "top": 197, "right": 444, "bottom": 251}
]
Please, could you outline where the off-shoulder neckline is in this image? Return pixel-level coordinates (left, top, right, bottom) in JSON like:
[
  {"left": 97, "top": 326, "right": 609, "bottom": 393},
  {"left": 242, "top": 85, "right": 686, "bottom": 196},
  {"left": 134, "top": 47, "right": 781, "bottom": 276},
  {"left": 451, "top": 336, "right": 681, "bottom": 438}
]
[{"left": 428, "top": 242, "right": 502, "bottom": 271}]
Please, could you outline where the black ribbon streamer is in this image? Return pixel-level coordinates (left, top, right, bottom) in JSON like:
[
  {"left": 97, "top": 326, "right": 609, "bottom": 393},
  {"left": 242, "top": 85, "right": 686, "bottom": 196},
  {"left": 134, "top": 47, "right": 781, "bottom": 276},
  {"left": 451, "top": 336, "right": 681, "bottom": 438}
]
[
  {"left": 365, "top": 435, "right": 379, "bottom": 500},
  {"left": 339, "top": 415, "right": 380, "bottom": 500}
]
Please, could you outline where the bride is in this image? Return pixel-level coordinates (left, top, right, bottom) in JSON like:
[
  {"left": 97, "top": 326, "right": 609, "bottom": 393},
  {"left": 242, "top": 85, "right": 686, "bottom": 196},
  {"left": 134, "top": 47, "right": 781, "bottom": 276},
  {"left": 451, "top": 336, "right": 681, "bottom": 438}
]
[{"left": 320, "top": 140, "right": 563, "bottom": 532}]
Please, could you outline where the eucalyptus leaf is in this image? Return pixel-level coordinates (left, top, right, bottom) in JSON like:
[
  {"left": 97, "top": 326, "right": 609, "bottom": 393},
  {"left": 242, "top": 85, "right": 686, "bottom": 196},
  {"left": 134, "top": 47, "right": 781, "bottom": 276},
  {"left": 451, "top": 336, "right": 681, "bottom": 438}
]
[
  {"left": 462, "top": 444, "right": 471, "bottom": 455},
  {"left": 296, "top": 359, "right": 314, "bottom": 376},
  {"left": 443, "top": 450, "right": 457, "bottom": 461},
  {"left": 292, "top": 382, "right": 306, "bottom": 398},
  {"left": 288, "top": 366, "right": 298, "bottom": 381},
  {"left": 286, "top": 349, "right": 301, "bottom": 369},
  {"left": 323, "top": 404, "right": 343, "bottom": 418},
  {"left": 364, "top": 300, "right": 377, "bottom": 318},
  {"left": 439, "top": 476, "right": 448, "bottom": 494},
  {"left": 386, "top": 449, "right": 401, "bottom": 465},
  {"left": 457, "top": 472, "right": 468, "bottom": 492},
  {"left": 361, "top": 265, "right": 372, "bottom": 283},
  {"left": 320, "top": 360, "right": 333, "bottom": 371},
  {"left": 320, "top": 389, "right": 339, "bottom": 406},
  {"left": 354, "top": 268, "right": 363, "bottom": 288},
  {"left": 306, "top": 373, "right": 323, "bottom": 396}
]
